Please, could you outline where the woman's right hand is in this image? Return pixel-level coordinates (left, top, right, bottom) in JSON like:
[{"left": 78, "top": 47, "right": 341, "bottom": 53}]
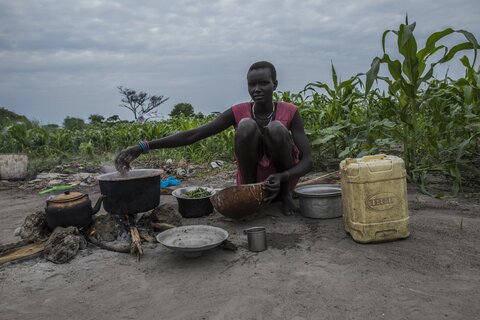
[{"left": 114, "top": 146, "right": 142, "bottom": 173}]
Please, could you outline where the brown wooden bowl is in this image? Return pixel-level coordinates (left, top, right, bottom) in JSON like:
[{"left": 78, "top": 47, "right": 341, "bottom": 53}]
[{"left": 211, "top": 183, "right": 267, "bottom": 219}]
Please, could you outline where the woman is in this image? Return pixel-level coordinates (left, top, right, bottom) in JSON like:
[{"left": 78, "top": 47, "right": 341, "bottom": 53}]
[{"left": 115, "top": 61, "right": 313, "bottom": 216}]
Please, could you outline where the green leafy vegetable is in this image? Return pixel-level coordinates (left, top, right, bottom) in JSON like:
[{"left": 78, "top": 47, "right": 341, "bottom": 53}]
[{"left": 183, "top": 187, "right": 212, "bottom": 199}]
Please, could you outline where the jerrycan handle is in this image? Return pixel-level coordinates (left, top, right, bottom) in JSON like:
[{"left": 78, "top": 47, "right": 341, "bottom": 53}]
[{"left": 362, "top": 154, "right": 386, "bottom": 162}]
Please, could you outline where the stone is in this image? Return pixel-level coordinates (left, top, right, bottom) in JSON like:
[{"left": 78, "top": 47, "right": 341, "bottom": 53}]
[
  {"left": 44, "top": 226, "right": 86, "bottom": 264},
  {"left": 18, "top": 210, "right": 51, "bottom": 242},
  {"left": 47, "top": 179, "right": 63, "bottom": 186},
  {"left": 150, "top": 203, "right": 182, "bottom": 226},
  {"left": 92, "top": 214, "right": 118, "bottom": 242}
]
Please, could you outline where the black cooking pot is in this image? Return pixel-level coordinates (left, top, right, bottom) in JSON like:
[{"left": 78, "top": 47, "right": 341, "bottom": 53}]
[
  {"left": 97, "top": 169, "right": 162, "bottom": 215},
  {"left": 171, "top": 186, "right": 216, "bottom": 218},
  {"left": 45, "top": 191, "right": 104, "bottom": 230}
]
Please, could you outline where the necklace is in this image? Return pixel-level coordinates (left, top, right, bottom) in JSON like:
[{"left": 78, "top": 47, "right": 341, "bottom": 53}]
[
  {"left": 252, "top": 103, "right": 275, "bottom": 128},
  {"left": 252, "top": 103, "right": 275, "bottom": 121}
]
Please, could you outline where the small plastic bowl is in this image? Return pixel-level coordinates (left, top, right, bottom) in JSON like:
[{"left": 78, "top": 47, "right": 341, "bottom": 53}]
[{"left": 171, "top": 186, "right": 216, "bottom": 218}]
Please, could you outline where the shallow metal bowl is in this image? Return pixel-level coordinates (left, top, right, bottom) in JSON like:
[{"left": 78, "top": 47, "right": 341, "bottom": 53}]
[
  {"left": 293, "top": 184, "right": 342, "bottom": 219},
  {"left": 156, "top": 225, "right": 228, "bottom": 258}
]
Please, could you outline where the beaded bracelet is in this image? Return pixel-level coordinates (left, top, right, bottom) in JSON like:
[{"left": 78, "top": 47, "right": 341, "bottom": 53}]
[{"left": 138, "top": 140, "right": 150, "bottom": 154}]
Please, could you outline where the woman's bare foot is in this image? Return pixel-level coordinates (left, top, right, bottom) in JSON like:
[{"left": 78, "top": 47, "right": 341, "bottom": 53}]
[{"left": 280, "top": 189, "right": 298, "bottom": 216}]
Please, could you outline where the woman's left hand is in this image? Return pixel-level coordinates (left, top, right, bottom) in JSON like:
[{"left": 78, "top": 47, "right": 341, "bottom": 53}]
[
  {"left": 114, "top": 146, "right": 142, "bottom": 173},
  {"left": 263, "top": 173, "right": 284, "bottom": 202}
]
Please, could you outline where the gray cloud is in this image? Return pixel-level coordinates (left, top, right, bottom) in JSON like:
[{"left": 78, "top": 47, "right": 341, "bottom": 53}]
[{"left": 0, "top": 0, "right": 479, "bottom": 124}]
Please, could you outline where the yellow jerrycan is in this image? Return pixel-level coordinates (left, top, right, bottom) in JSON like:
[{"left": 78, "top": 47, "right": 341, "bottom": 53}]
[{"left": 340, "top": 154, "right": 410, "bottom": 243}]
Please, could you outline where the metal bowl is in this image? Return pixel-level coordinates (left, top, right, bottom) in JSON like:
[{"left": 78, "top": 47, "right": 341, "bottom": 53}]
[
  {"left": 156, "top": 225, "right": 229, "bottom": 258},
  {"left": 293, "top": 184, "right": 342, "bottom": 219},
  {"left": 171, "top": 186, "right": 216, "bottom": 218}
]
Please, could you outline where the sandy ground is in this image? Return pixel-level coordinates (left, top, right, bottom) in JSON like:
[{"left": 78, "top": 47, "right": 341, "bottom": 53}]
[{"left": 1, "top": 171, "right": 480, "bottom": 320}]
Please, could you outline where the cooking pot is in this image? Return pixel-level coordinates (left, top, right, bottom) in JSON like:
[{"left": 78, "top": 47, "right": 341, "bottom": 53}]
[
  {"left": 171, "top": 186, "right": 215, "bottom": 218},
  {"left": 97, "top": 169, "right": 162, "bottom": 215},
  {"left": 293, "top": 184, "right": 342, "bottom": 219},
  {"left": 45, "top": 191, "right": 104, "bottom": 230}
]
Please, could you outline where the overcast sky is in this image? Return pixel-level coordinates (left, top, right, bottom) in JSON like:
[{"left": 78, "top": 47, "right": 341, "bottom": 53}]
[{"left": 1, "top": 0, "right": 479, "bottom": 125}]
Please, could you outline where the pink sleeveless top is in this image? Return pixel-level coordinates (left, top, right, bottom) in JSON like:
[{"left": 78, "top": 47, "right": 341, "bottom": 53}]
[{"left": 231, "top": 102, "right": 300, "bottom": 187}]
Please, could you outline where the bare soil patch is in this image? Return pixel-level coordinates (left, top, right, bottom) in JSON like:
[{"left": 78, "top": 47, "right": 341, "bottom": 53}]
[{"left": 1, "top": 169, "right": 479, "bottom": 320}]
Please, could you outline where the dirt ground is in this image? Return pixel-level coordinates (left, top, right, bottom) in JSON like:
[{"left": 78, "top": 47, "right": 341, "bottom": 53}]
[{"left": 1, "top": 169, "right": 480, "bottom": 320}]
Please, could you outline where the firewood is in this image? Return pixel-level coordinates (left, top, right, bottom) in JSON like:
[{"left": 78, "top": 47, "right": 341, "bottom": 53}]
[
  {"left": 0, "top": 239, "right": 33, "bottom": 255},
  {"left": 151, "top": 222, "right": 176, "bottom": 232},
  {"left": 85, "top": 235, "right": 130, "bottom": 253},
  {"left": 160, "top": 187, "right": 173, "bottom": 195},
  {"left": 139, "top": 231, "right": 156, "bottom": 243},
  {"left": 0, "top": 241, "right": 46, "bottom": 265},
  {"left": 130, "top": 226, "right": 143, "bottom": 258},
  {"left": 127, "top": 214, "right": 144, "bottom": 259}
]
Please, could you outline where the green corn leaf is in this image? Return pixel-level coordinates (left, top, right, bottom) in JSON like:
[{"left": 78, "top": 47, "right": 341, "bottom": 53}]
[
  {"left": 418, "top": 170, "right": 436, "bottom": 196},
  {"left": 402, "top": 58, "right": 414, "bottom": 83},
  {"left": 365, "top": 57, "right": 381, "bottom": 94},
  {"left": 399, "top": 21, "right": 416, "bottom": 49},
  {"left": 419, "top": 62, "right": 438, "bottom": 84},
  {"left": 439, "top": 42, "right": 476, "bottom": 64},
  {"left": 382, "top": 29, "right": 394, "bottom": 53},
  {"left": 418, "top": 28, "right": 454, "bottom": 60},
  {"left": 338, "top": 76, "right": 360, "bottom": 90},
  {"left": 456, "top": 29, "right": 479, "bottom": 65},
  {"left": 400, "top": 81, "right": 416, "bottom": 99},
  {"left": 305, "top": 82, "right": 335, "bottom": 98},
  {"left": 338, "top": 148, "right": 351, "bottom": 159},
  {"left": 311, "top": 134, "right": 337, "bottom": 145},
  {"left": 382, "top": 54, "right": 402, "bottom": 80},
  {"left": 464, "top": 86, "right": 473, "bottom": 104},
  {"left": 399, "top": 27, "right": 418, "bottom": 62},
  {"left": 331, "top": 62, "right": 338, "bottom": 90}
]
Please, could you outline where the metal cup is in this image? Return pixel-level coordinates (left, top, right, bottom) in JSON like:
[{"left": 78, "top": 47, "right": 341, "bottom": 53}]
[{"left": 244, "top": 227, "right": 267, "bottom": 252}]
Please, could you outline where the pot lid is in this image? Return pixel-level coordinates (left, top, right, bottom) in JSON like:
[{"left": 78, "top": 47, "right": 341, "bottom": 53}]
[
  {"left": 97, "top": 169, "right": 163, "bottom": 182},
  {"left": 293, "top": 184, "right": 341, "bottom": 198},
  {"left": 49, "top": 191, "right": 86, "bottom": 203}
]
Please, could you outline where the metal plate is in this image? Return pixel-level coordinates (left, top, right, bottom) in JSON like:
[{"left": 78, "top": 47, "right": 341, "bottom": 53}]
[{"left": 156, "top": 225, "right": 229, "bottom": 258}]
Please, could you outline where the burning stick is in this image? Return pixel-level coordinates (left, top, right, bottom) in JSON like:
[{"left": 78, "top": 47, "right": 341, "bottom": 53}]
[
  {"left": 126, "top": 214, "right": 144, "bottom": 259},
  {"left": 151, "top": 222, "right": 176, "bottom": 232}
]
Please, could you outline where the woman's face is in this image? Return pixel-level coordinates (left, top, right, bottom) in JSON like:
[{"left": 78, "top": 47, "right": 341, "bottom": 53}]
[{"left": 247, "top": 68, "right": 278, "bottom": 105}]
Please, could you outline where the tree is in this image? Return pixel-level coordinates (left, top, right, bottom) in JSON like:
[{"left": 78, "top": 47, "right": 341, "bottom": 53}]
[
  {"left": 117, "top": 86, "right": 169, "bottom": 120},
  {"left": 0, "top": 107, "right": 31, "bottom": 128},
  {"left": 169, "top": 102, "right": 194, "bottom": 117},
  {"left": 106, "top": 115, "right": 120, "bottom": 123},
  {"left": 88, "top": 114, "right": 104, "bottom": 124},
  {"left": 43, "top": 124, "right": 59, "bottom": 129},
  {"left": 63, "top": 116, "right": 85, "bottom": 130}
]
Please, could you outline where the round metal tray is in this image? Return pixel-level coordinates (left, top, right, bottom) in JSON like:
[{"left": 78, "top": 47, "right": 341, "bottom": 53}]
[{"left": 156, "top": 225, "right": 229, "bottom": 258}]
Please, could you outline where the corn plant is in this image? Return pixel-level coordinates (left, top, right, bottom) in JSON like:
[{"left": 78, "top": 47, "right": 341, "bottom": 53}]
[{"left": 364, "top": 16, "right": 479, "bottom": 190}]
